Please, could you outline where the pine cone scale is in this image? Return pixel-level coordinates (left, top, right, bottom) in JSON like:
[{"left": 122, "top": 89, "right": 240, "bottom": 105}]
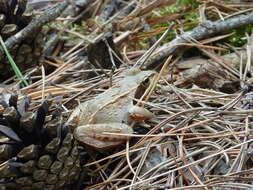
[{"left": 0, "top": 94, "right": 81, "bottom": 189}]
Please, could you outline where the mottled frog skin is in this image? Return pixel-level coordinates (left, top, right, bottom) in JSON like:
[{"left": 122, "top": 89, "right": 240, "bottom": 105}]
[{"left": 68, "top": 68, "right": 156, "bottom": 151}]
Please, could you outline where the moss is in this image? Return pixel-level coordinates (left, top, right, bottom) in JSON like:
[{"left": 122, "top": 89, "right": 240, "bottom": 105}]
[
  {"left": 178, "top": 0, "right": 200, "bottom": 9},
  {"left": 135, "top": 0, "right": 200, "bottom": 48},
  {"left": 225, "top": 25, "right": 253, "bottom": 47}
]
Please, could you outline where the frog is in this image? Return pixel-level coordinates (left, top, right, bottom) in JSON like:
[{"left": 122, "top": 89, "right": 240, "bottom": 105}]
[{"left": 67, "top": 68, "right": 157, "bottom": 151}]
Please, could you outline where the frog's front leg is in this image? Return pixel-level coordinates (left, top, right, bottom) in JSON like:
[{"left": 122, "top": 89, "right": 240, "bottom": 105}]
[
  {"left": 74, "top": 123, "right": 133, "bottom": 151},
  {"left": 129, "top": 105, "right": 154, "bottom": 121}
]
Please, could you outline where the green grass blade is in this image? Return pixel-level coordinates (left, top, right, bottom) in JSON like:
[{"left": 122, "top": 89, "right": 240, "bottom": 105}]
[{"left": 0, "top": 35, "right": 28, "bottom": 86}]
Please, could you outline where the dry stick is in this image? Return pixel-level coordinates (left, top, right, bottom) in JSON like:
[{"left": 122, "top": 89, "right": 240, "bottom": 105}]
[
  {"left": 134, "top": 23, "right": 175, "bottom": 68},
  {"left": 144, "top": 12, "right": 253, "bottom": 69},
  {"left": 41, "top": 65, "right": 46, "bottom": 102},
  {"left": 21, "top": 63, "right": 72, "bottom": 91},
  {"left": 136, "top": 55, "right": 173, "bottom": 108},
  {"left": 196, "top": 141, "right": 229, "bottom": 164},
  {"left": 118, "top": 138, "right": 253, "bottom": 190},
  {"left": 0, "top": 1, "right": 70, "bottom": 57},
  {"left": 227, "top": 116, "right": 249, "bottom": 174},
  {"left": 244, "top": 40, "right": 252, "bottom": 81},
  {"left": 129, "top": 141, "right": 152, "bottom": 190},
  {"left": 108, "top": 154, "right": 143, "bottom": 190},
  {"left": 205, "top": 168, "right": 253, "bottom": 184},
  {"left": 125, "top": 140, "right": 136, "bottom": 177},
  {"left": 188, "top": 37, "right": 240, "bottom": 79},
  {"left": 180, "top": 141, "right": 207, "bottom": 189},
  {"left": 94, "top": 146, "right": 209, "bottom": 189}
]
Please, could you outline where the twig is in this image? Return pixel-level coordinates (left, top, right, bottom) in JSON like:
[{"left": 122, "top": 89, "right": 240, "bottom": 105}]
[
  {"left": 0, "top": 1, "right": 70, "bottom": 57},
  {"left": 144, "top": 12, "right": 253, "bottom": 68},
  {"left": 134, "top": 23, "right": 175, "bottom": 68}
]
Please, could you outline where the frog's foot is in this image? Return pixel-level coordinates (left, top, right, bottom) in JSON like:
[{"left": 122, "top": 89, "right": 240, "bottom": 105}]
[
  {"left": 74, "top": 123, "right": 133, "bottom": 151},
  {"left": 129, "top": 105, "right": 154, "bottom": 121}
]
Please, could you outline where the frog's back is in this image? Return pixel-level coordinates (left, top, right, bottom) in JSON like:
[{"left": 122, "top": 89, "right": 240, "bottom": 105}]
[{"left": 68, "top": 68, "right": 156, "bottom": 126}]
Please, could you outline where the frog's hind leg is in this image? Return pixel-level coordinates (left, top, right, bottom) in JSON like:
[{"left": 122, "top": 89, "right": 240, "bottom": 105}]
[{"left": 74, "top": 130, "right": 126, "bottom": 152}]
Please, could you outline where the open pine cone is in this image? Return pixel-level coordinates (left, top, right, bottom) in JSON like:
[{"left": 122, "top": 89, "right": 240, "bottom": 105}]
[
  {"left": 0, "top": 0, "right": 44, "bottom": 81},
  {"left": 0, "top": 95, "right": 81, "bottom": 190}
]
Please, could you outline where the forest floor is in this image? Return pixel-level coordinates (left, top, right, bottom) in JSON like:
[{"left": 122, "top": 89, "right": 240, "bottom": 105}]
[{"left": 2, "top": 0, "right": 253, "bottom": 189}]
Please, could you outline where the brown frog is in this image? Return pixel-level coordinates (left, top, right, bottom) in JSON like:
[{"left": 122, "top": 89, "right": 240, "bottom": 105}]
[{"left": 67, "top": 68, "right": 156, "bottom": 151}]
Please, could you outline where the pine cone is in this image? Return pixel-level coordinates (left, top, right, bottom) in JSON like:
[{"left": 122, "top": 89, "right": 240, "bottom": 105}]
[
  {"left": 0, "top": 95, "right": 81, "bottom": 190},
  {"left": 0, "top": 0, "right": 44, "bottom": 81}
]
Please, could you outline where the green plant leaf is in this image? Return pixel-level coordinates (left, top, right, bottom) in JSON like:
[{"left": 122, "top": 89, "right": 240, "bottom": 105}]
[{"left": 0, "top": 36, "right": 28, "bottom": 87}]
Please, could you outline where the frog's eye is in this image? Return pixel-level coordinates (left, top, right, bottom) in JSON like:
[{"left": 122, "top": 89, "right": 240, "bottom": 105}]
[{"left": 142, "top": 77, "right": 150, "bottom": 86}]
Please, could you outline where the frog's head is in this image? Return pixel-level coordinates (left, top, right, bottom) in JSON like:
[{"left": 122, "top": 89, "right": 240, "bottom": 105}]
[
  {"left": 126, "top": 67, "right": 157, "bottom": 85},
  {"left": 125, "top": 68, "right": 157, "bottom": 101}
]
